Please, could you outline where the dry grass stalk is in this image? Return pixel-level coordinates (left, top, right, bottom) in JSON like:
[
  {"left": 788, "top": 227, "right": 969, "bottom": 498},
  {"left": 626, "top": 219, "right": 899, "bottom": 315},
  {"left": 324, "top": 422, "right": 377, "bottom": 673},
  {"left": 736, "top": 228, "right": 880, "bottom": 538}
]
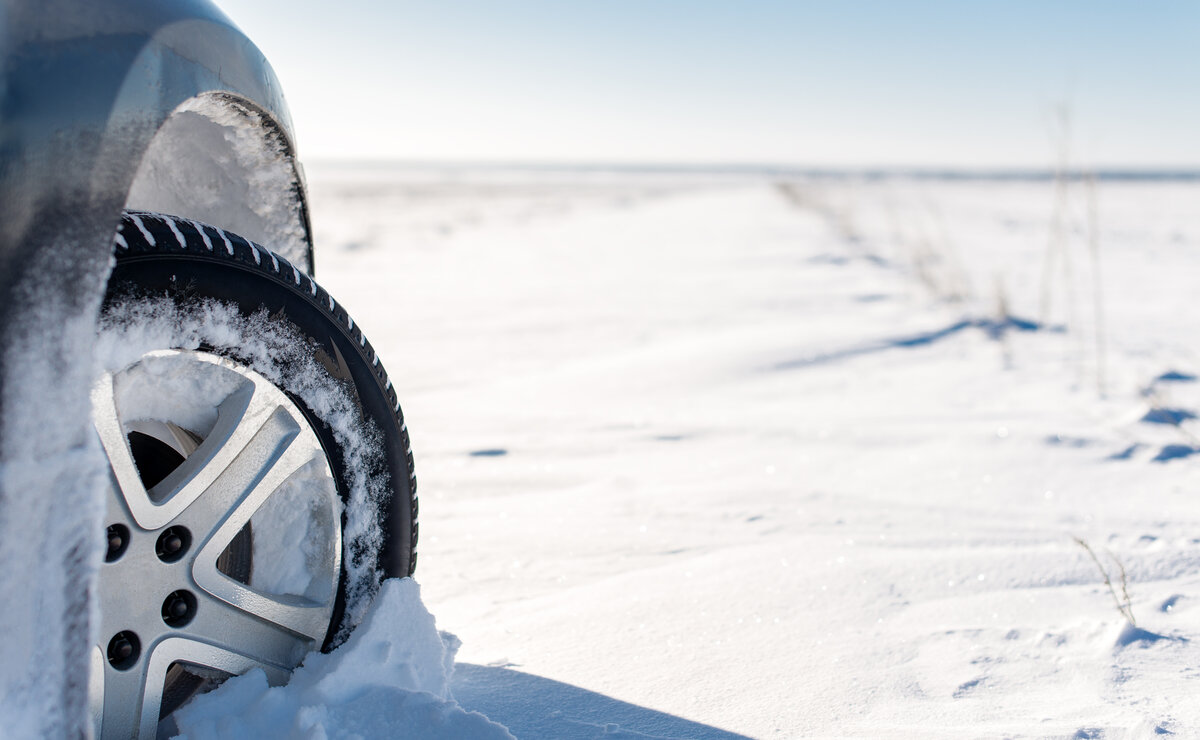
[{"left": 1073, "top": 536, "right": 1135, "bottom": 625}]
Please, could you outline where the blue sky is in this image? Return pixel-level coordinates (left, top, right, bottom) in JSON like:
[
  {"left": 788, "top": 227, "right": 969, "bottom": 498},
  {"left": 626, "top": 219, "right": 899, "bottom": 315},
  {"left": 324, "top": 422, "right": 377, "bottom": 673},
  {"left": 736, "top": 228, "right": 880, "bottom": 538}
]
[{"left": 214, "top": 1, "right": 1199, "bottom": 168}]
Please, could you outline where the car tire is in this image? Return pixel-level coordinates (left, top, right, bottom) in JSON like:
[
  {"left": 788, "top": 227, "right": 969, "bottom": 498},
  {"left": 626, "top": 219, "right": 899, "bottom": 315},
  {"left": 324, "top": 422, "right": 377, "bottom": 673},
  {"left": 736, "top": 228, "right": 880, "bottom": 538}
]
[{"left": 91, "top": 211, "right": 417, "bottom": 739}]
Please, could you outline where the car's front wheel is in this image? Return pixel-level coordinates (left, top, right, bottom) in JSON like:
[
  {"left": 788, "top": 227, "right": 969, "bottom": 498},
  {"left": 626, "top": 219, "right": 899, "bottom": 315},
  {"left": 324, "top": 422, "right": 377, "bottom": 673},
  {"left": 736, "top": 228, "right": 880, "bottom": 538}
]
[{"left": 90, "top": 212, "right": 417, "bottom": 739}]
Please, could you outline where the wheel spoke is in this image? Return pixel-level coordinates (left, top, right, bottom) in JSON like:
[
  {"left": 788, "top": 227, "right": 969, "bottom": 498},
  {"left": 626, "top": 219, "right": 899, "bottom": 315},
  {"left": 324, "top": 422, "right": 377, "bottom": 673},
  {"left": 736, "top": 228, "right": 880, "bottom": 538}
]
[
  {"left": 96, "top": 645, "right": 155, "bottom": 740},
  {"left": 97, "top": 633, "right": 293, "bottom": 740},
  {"left": 91, "top": 373, "right": 151, "bottom": 523},
  {"left": 189, "top": 421, "right": 335, "bottom": 639},
  {"left": 92, "top": 362, "right": 292, "bottom": 530},
  {"left": 138, "top": 380, "right": 278, "bottom": 529},
  {"left": 177, "top": 403, "right": 305, "bottom": 543},
  {"left": 174, "top": 587, "right": 314, "bottom": 671},
  {"left": 194, "top": 569, "right": 335, "bottom": 643}
]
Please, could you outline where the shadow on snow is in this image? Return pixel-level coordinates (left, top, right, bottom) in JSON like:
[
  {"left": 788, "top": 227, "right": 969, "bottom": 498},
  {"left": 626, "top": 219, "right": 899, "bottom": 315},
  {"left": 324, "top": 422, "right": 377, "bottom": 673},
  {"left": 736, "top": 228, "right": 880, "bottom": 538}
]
[
  {"left": 769, "top": 314, "right": 1057, "bottom": 372},
  {"left": 452, "top": 664, "right": 753, "bottom": 740}
]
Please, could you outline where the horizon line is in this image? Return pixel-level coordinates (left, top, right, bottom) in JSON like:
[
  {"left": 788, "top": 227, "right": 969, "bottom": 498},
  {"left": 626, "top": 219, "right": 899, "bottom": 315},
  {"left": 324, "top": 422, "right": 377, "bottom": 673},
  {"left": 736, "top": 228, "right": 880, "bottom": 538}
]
[{"left": 302, "top": 158, "right": 1200, "bottom": 182}]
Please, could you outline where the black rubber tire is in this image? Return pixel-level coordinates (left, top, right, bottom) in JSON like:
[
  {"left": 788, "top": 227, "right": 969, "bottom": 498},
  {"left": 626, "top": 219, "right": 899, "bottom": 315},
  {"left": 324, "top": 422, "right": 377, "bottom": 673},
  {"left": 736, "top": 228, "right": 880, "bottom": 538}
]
[{"left": 104, "top": 210, "right": 418, "bottom": 650}]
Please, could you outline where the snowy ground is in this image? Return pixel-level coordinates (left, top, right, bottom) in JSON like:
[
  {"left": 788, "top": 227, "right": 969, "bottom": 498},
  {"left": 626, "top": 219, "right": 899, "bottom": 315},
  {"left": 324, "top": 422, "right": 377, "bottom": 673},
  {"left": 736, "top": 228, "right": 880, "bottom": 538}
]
[{"left": 188, "top": 166, "right": 1200, "bottom": 738}]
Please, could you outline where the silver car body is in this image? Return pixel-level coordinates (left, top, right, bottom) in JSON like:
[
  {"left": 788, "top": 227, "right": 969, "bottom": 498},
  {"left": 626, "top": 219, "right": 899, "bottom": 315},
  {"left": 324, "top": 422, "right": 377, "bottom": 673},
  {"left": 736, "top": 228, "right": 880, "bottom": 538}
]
[{"left": 0, "top": 0, "right": 313, "bottom": 734}]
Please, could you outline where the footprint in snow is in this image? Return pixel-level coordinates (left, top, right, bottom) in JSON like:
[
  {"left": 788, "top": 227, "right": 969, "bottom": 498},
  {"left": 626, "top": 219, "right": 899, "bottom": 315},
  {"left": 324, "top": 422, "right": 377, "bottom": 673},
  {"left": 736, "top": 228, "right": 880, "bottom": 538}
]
[
  {"left": 1160, "top": 595, "right": 1183, "bottom": 613},
  {"left": 1154, "top": 370, "right": 1197, "bottom": 384},
  {"left": 1140, "top": 407, "right": 1196, "bottom": 425},
  {"left": 1106, "top": 443, "right": 1142, "bottom": 461},
  {"left": 469, "top": 448, "right": 509, "bottom": 457},
  {"left": 1140, "top": 369, "right": 1197, "bottom": 397},
  {"left": 952, "top": 677, "right": 987, "bottom": 699},
  {"left": 1152, "top": 445, "right": 1198, "bottom": 463}
]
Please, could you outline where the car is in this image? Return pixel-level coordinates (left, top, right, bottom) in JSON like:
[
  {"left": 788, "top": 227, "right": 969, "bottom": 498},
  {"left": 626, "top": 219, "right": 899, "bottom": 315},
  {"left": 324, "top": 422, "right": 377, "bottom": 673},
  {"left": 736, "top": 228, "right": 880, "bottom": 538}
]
[{"left": 0, "top": 1, "right": 417, "bottom": 737}]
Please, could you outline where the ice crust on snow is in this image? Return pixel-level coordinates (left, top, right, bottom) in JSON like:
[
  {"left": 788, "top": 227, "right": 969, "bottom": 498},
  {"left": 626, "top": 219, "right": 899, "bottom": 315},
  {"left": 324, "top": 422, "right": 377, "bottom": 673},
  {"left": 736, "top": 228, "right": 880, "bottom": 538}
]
[{"left": 172, "top": 578, "right": 514, "bottom": 740}]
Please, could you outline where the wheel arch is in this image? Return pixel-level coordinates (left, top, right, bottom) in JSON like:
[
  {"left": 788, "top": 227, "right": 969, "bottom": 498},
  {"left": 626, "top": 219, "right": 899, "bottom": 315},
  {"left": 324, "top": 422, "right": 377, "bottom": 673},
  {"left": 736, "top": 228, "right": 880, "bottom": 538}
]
[{"left": 124, "top": 91, "right": 315, "bottom": 274}]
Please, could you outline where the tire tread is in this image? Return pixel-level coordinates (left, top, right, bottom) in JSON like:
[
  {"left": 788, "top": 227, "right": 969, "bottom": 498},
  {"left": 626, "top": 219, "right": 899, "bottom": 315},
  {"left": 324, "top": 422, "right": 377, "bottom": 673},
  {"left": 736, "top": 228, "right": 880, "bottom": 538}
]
[{"left": 115, "top": 210, "right": 419, "bottom": 575}]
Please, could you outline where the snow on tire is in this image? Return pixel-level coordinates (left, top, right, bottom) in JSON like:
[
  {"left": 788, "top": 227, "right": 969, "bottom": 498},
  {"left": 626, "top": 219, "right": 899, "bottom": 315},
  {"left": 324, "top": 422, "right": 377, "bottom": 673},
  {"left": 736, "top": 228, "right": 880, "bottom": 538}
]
[{"left": 91, "top": 211, "right": 417, "bottom": 739}]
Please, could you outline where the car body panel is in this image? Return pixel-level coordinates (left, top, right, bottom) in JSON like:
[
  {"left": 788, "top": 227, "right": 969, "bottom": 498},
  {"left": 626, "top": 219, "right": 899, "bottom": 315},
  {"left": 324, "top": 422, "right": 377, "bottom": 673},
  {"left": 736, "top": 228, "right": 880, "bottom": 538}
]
[{"left": 0, "top": 2, "right": 312, "bottom": 734}]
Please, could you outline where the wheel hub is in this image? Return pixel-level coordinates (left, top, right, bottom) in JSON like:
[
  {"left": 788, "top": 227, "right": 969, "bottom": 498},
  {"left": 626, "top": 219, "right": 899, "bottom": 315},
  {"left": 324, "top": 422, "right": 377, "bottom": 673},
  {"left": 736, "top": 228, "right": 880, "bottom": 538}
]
[{"left": 90, "top": 350, "right": 343, "bottom": 739}]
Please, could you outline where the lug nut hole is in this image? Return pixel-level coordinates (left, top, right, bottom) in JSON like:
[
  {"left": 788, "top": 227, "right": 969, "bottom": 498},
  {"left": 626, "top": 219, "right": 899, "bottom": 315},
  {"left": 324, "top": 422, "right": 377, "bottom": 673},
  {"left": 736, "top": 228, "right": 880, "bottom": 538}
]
[
  {"left": 105, "top": 524, "right": 130, "bottom": 563},
  {"left": 161, "top": 589, "right": 197, "bottom": 628},
  {"left": 107, "top": 631, "right": 140, "bottom": 670},
  {"left": 156, "top": 526, "right": 191, "bottom": 563}
]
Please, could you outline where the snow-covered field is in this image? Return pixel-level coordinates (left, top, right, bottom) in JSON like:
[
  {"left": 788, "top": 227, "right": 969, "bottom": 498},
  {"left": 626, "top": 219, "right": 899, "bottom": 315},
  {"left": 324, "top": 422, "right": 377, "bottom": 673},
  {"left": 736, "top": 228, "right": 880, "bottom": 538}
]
[{"left": 186, "top": 165, "right": 1200, "bottom": 738}]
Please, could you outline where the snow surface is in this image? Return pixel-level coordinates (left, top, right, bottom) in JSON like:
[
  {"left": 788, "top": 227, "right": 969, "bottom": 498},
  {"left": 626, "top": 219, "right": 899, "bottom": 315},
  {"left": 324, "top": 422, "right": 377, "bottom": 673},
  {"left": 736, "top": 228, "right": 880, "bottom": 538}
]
[{"left": 295, "top": 166, "right": 1200, "bottom": 738}]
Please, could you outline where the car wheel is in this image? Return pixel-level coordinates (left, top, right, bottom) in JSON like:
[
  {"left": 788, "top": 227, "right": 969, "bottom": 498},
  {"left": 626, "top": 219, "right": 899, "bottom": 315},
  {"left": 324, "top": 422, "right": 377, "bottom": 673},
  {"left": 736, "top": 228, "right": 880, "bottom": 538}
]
[{"left": 90, "top": 212, "right": 417, "bottom": 739}]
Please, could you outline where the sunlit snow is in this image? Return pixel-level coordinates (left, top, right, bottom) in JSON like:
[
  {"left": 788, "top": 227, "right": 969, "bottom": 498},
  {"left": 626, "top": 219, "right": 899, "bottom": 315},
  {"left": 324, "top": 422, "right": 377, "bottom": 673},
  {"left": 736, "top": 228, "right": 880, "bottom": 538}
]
[{"left": 293, "top": 167, "right": 1200, "bottom": 737}]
